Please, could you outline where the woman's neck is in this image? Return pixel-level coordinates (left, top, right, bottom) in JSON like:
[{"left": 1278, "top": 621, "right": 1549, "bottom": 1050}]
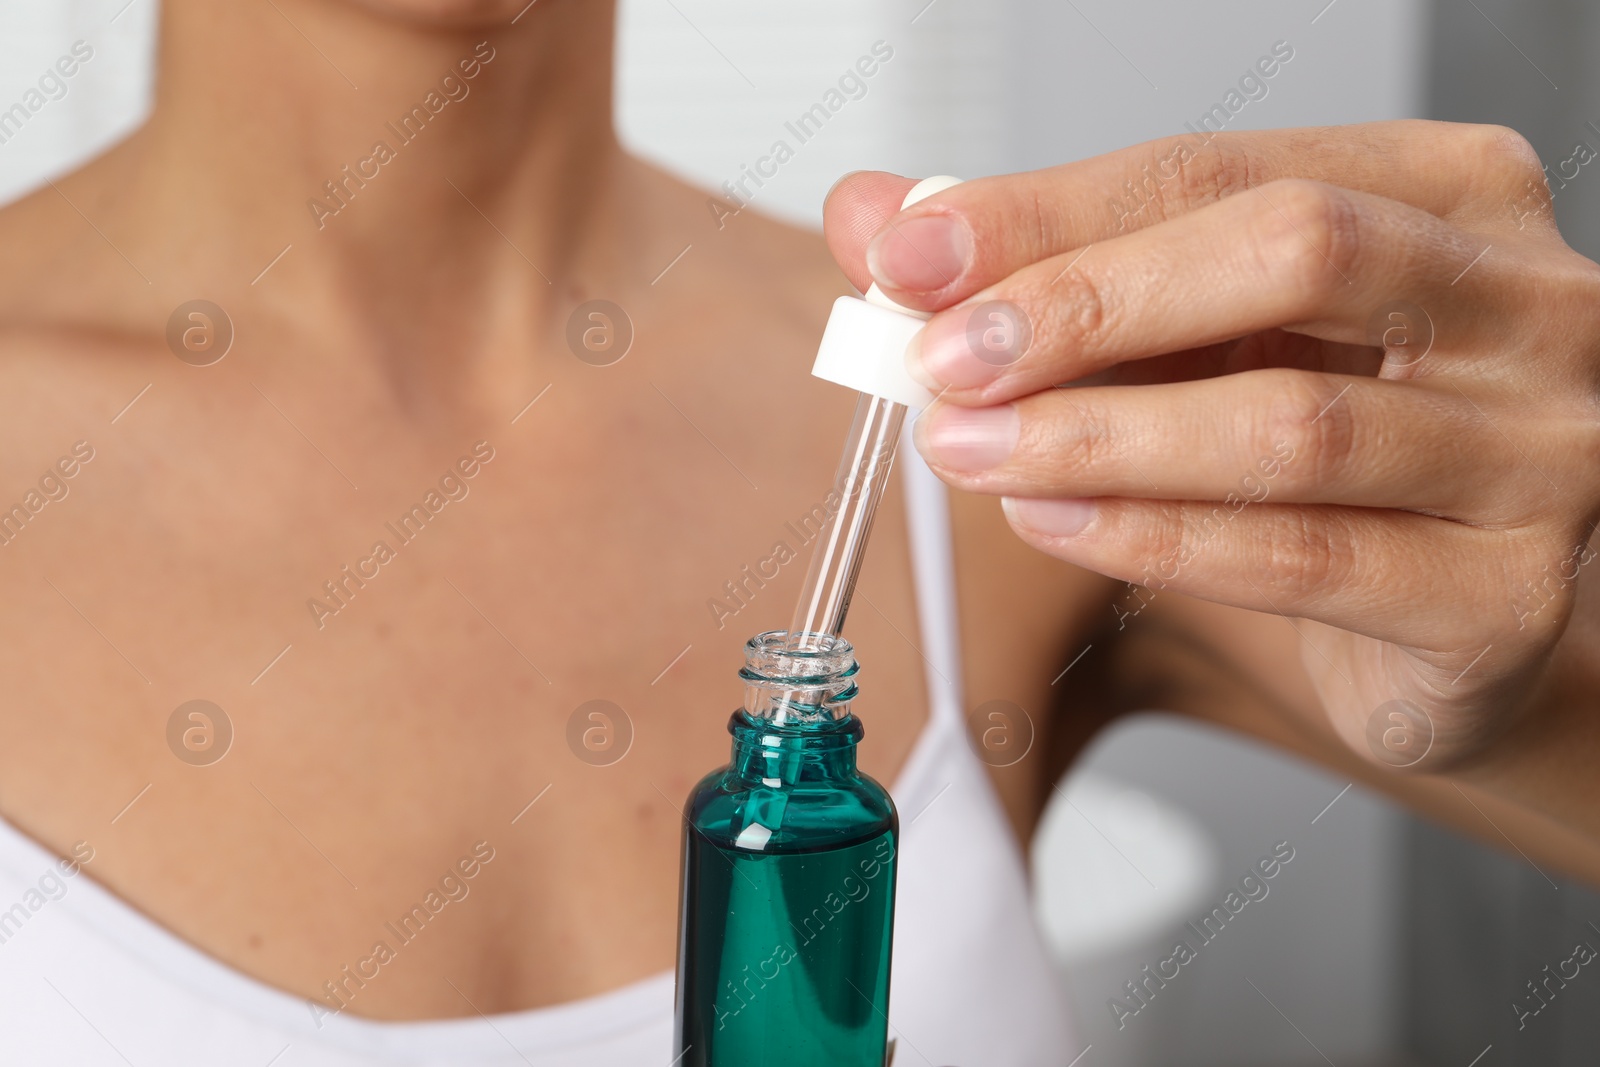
[{"left": 103, "top": 0, "right": 634, "bottom": 375}]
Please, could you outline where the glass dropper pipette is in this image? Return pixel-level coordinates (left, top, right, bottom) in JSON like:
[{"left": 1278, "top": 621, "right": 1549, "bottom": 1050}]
[
  {"left": 786, "top": 392, "right": 908, "bottom": 647},
  {"left": 785, "top": 176, "right": 964, "bottom": 653}
]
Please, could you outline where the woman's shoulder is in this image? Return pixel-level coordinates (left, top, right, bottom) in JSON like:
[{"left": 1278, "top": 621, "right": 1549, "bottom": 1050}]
[
  {"left": 0, "top": 165, "right": 168, "bottom": 503},
  {"left": 622, "top": 154, "right": 850, "bottom": 329},
  {"left": 0, "top": 143, "right": 163, "bottom": 370}
]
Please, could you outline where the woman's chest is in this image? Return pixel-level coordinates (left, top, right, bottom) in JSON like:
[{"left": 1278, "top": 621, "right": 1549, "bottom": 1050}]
[{"left": 0, "top": 379, "right": 938, "bottom": 1015}]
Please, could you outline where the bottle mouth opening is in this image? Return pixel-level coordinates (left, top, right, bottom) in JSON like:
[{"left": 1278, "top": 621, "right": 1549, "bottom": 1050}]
[
  {"left": 741, "top": 630, "right": 858, "bottom": 723},
  {"left": 745, "top": 629, "right": 854, "bottom": 676}
]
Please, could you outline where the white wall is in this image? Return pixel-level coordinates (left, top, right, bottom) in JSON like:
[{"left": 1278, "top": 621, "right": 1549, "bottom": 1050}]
[
  {"left": 616, "top": 0, "right": 1428, "bottom": 223},
  {"left": 616, "top": 0, "right": 1011, "bottom": 226},
  {"left": 0, "top": 0, "right": 156, "bottom": 205}
]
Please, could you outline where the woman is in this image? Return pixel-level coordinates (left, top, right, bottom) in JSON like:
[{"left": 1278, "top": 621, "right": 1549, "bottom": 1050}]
[{"left": 0, "top": 0, "right": 1596, "bottom": 1063}]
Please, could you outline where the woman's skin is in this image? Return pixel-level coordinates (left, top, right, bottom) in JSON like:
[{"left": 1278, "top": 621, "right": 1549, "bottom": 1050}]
[{"left": 0, "top": 0, "right": 1594, "bottom": 1027}]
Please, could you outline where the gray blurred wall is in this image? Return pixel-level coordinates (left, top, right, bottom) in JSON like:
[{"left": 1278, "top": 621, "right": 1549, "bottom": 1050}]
[
  {"left": 1429, "top": 0, "right": 1600, "bottom": 261},
  {"left": 1408, "top": 4, "right": 1600, "bottom": 1065}
]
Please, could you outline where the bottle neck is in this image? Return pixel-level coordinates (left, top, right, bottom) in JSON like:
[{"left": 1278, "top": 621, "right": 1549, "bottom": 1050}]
[
  {"left": 728, "top": 709, "right": 863, "bottom": 785},
  {"left": 730, "top": 630, "right": 863, "bottom": 786},
  {"left": 739, "top": 630, "right": 858, "bottom": 724}
]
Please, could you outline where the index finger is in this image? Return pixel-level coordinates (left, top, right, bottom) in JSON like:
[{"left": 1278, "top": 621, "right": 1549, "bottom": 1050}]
[{"left": 831, "top": 121, "right": 1542, "bottom": 311}]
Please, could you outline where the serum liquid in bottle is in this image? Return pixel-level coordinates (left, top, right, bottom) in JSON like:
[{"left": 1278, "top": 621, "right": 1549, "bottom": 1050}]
[{"left": 674, "top": 631, "right": 897, "bottom": 1067}]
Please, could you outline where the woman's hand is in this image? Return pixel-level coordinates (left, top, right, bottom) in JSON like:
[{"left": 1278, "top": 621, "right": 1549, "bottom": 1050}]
[{"left": 823, "top": 122, "right": 1600, "bottom": 772}]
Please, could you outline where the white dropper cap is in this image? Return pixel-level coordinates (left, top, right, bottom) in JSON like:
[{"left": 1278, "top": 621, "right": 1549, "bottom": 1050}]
[{"left": 811, "top": 175, "right": 964, "bottom": 409}]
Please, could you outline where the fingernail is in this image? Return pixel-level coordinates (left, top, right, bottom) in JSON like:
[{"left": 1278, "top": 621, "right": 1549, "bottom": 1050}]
[
  {"left": 867, "top": 213, "right": 971, "bottom": 294},
  {"left": 917, "top": 404, "right": 1019, "bottom": 473},
  {"left": 1003, "top": 497, "right": 1095, "bottom": 538},
  {"left": 912, "top": 311, "right": 1002, "bottom": 391}
]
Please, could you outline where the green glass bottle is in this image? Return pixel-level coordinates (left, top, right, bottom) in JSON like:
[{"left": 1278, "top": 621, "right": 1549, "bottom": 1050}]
[{"left": 674, "top": 630, "right": 898, "bottom": 1067}]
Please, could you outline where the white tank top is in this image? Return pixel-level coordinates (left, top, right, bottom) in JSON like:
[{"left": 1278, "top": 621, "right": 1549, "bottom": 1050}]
[{"left": 0, "top": 439, "right": 1076, "bottom": 1066}]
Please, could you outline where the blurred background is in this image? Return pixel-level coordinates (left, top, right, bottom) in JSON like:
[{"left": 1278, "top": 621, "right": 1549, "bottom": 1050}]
[{"left": 3, "top": 1, "right": 1598, "bottom": 1063}]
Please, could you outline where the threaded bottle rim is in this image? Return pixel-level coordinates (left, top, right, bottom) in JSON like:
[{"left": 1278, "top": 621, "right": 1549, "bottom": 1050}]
[{"left": 740, "top": 630, "right": 859, "bottom": 723}]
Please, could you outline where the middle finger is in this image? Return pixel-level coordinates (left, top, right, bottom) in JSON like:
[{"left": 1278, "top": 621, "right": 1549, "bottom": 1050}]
[{"left": 913, "top": 369, "right": 1538, "bottom": 522}]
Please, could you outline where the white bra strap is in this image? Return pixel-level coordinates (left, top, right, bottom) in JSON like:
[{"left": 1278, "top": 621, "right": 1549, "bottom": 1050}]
[{"left": 899, "top": 419, "right": 965, "bottom": 728}]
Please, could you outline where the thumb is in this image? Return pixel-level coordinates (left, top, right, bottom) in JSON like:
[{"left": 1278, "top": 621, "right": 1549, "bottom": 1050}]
[{"left": 821, "top": 170, "right": 918, "bottom": 294}]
